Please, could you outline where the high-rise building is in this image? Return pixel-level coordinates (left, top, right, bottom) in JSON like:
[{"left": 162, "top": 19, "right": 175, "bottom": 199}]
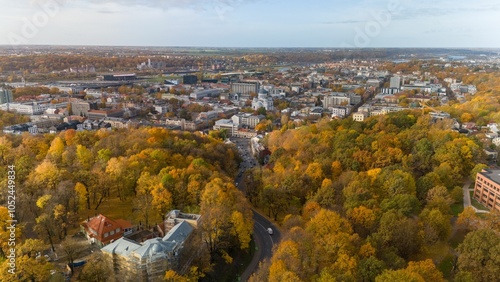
[
  {"left": 390, "top": 76, "right": 401, "bottom": 89},
  {"left": 0, "top": 88, "right": 14, "bottom": 104}
]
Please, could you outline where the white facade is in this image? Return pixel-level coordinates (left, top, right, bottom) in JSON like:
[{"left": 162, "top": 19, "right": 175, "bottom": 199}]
[
  {"left": 1, "top": 102, "right": 67, "bottom": 115},
  {"left": 213, "top": 119, "right": 239, "bottom": 136},
  {"left": 252, "top": 88, "right": 274, "bottom": 111},
  {"left": 189, "top": 89, "right": 220, "bottom": 100},
  {"left": 492, "top": 137, "right": 500, "bottom": 147},
  {"left": 330, "top": 107, "right": 351, "bottom": 118},
  {"left": 154, "top": 105, "right": 171, "bottom": 114},
  {"left": 232, "top": 113, "right": 265, "bottom": 129}
]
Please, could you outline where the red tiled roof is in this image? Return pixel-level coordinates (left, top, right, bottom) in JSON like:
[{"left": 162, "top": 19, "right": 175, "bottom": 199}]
[{"left": 81, "top": 214, "right": 132, "bottom": 245}]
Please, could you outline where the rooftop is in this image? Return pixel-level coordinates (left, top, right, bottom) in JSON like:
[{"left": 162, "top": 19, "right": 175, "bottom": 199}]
[
  {"left": 163, "top": 221, "right": 194, "bottom": 243},
  {"left": 101, "top": 237, "right": 141, "bottom": 256},
  {"left": 480, "top": 169, "right": 500, "bottom": 185},
  {"left": 81, "top": 214, "right": 133, "bottom": 242},
  {"left": 133, "top": 238, "right": 176, "bottom": 259}
]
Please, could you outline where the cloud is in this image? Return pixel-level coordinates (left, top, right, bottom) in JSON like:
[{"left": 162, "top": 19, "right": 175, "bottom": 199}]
[
  {"left": 322, "top": 20, "right": 366, "bottom": 25},
  {"left": 75, "top": 0, "right": 257, "bottom": 10},
  {"left": 394, "top": 0, "right": 500, "bottom": 20}
]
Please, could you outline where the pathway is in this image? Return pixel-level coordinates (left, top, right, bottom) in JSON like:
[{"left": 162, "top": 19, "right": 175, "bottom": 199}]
[{"left": 462, "top": 178, "right": 489, "bottom": 213}]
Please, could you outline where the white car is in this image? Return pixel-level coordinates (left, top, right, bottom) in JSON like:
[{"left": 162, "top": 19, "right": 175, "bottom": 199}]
[{"left": 267, "top": 228, "right": 273, "bottom": 235}]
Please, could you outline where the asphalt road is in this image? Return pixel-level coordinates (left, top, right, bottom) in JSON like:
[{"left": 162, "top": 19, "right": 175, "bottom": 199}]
[
  {"left": 230, "top": 137, "right": 281, "bottom": 281},
  {"left": 239, "top": 210, "right": 281, "bottom": 282},
  {"left": 252, "top": 210, "right": 281, "bottom": 260}
]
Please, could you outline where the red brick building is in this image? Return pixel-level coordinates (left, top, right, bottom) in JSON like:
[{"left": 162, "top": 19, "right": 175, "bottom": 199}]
[{"left": 473, "top": 169, "right": 500, "bottom": 212}]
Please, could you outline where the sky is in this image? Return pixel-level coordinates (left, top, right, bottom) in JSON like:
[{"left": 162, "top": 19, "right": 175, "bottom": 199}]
[{"left": 0, "top": 0, "right": 499, "bottom": 48}]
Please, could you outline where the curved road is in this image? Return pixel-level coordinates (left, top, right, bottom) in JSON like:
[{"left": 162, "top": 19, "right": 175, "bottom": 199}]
[
  {"left": 252, "top": 210, "right": 282, "bottom": 260},
  {"left": 231, "top": 137, "right": 281, "bottom": 281}
]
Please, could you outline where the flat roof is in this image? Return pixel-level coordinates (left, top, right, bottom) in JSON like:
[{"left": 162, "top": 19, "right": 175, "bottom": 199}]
[{"left": 480, "top": 169, "right": 500, "bottom": 185}]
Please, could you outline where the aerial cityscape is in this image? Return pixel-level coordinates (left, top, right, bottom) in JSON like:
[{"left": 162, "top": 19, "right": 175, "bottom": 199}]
[{"left": 1, "top": 1, "right": 500, "bottom": 282}]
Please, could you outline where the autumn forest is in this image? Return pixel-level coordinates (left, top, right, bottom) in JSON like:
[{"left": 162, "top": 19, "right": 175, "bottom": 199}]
[{"left": 2, "top": 54, "right": 500, "bottom": 281}]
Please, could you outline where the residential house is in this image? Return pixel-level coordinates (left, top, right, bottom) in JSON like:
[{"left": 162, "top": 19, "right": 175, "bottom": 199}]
[{"left": 81, "top": 214, "right": 133, "bottom": 247}]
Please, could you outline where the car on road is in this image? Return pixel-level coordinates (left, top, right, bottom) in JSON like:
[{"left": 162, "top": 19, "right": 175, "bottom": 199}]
[{"left": 267, "top": 228, "right": 273, "bottom": 235}]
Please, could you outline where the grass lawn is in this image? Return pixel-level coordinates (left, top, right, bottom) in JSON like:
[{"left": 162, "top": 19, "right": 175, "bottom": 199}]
[
  {"left": 70, "top": 197, "right": 167, "bottom": 237},
  {"left": 451, "top": 203, "right": 464, "bottom": 216},
  {"left": 68, "top": 197, "right": 138, "bottom": 235},
  {"left": 438, "top": 254, "right": 456, "bottom": 280},
  {"left": 469, "top": 191, "right": 489, "bottom": 211},
  {"left": 79, "top": 197, "right": 135, "bottom": 222}
]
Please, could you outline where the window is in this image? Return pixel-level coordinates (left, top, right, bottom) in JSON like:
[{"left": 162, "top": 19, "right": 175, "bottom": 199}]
[
  {"left": 110, "top": 230, "right": 115, "bottom": 236},
  {"left": 116, "top": 228, "right": 121, "bottom": 233},
  {"left": 104, "top": 232, "right": 109, "bottom": 238}
]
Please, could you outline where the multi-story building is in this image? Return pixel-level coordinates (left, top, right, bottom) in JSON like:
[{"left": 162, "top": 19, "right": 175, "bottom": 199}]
[
  {"left": 330, "top": 106, "right": 351, "bottom": 118},
  {"left": 0, "top": 102, "right": 68, "bottom": 115},
  {"left": 213, "top": 119, "right": 239, "bottom": 136},
  {"left": 182, "top": 75, "right": 198, "bottom": 85},
  {"left": 353, "top": 112, "right": 368, "bottom": 122},
  {"left": 390, "top": 76, "right": 401, "bottom": 89},
  {"left": 71, "top": 101, "right": 98, "bottom": 117},
  {"left": 197, "top": 111, "right": 219, "bottom": 121},
  {"left": 231, "top": 113, "right": 265, "bottom": 129},
  {"left": 154, "top": 105, "right": 172, "bottom": 114},
  {"left": 0, "top": 88, "right": 14, "bottom": 104},
  {"left": 322, "top": 92, "right": 361, "bottom": 108},
  {"left": 474, "top": 169, "right": 500, "bottom": 212},
  {"left": 102, "top": 210, "right": 200, "bottom": 281},
  {"left": 87, "top": 109, "right": 124, "bottom": 120},
  {"left": 81, "top": 214, "right": 134, "bottom": 247},
  {"left": 189, "top": 89, "right": 220, "bottom": 100},
  {"left": 231, "top": 82, "right": 260, "bottom": 95}
]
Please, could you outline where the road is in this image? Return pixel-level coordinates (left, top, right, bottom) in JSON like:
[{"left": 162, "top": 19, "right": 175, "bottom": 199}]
[
  {"left": 230, "top": 137, "right": 281, "bottom": 281},
  {"left": 252, "top": 210, "right": 281, "bottom": 260}
]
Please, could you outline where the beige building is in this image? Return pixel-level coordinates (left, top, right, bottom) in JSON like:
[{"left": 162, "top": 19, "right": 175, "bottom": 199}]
[{"left": 352, "top": 112, "right": 368, "bottom": 122}]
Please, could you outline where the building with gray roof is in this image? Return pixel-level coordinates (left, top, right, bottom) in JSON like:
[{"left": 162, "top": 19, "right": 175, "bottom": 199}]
[{"left": 102, "top": 210, "right": 199, "bottom": 281}]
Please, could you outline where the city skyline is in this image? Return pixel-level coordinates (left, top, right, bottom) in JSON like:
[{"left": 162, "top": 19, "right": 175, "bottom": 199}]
[{"left": 0, "top": 0, "right": 499, "bottom": 48}]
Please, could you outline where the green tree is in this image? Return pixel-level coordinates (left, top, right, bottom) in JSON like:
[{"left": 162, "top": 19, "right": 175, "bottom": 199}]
[{"left": 457, "top": 229, "right": 500, "bottom": 282}]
